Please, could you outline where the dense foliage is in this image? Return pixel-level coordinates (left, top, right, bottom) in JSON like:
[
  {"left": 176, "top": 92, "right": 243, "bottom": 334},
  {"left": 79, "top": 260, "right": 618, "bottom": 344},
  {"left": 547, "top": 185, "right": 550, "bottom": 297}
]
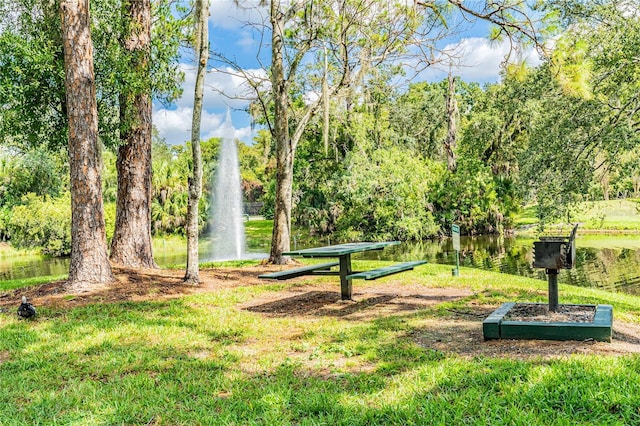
[
  {"left": 280, "top": 0, "right": 640, "bottom": 238},
  {"left": 0, "top": 0, "right": 185, "bottom": 151},
  {"left": 6, "top": 193, "right": 115, "bottom": 257}
]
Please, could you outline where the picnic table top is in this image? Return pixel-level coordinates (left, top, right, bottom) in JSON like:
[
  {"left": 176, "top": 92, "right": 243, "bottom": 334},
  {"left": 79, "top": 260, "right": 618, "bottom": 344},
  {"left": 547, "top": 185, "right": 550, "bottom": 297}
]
[{"left": 283, "top": 241, "right": 400, "bottom": 257}]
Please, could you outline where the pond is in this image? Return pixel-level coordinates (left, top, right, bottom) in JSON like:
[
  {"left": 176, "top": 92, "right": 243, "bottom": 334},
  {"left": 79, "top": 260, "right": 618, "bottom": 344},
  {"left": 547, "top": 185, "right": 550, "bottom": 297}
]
[
  {"left": 2, "top": 233, "right": 640, "bottom": 296},
  {"left": 354, "top": 234, "right": 640, "bottom": 296}
]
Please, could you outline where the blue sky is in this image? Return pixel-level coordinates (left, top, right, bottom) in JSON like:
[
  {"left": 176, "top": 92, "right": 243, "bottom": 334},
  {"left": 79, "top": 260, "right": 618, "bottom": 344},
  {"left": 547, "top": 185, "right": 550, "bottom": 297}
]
[{"left": 152, "top": 1, "right": 541, "bottom": 146}]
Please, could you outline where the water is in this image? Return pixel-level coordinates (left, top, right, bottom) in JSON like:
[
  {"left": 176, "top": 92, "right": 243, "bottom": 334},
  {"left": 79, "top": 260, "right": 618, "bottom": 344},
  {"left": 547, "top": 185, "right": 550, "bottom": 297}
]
[
  {"left": 0, "top": 253, "right": 70, "bottom": 281},
  {"left": 0, "top": 234, "right": 266, "bottom": 282},
  {"left": 209, "top": 110, "right": 246, "bottom": 261},
  {"left": 2, "top": 234, "right": 640, "bottom": 296},
  {"left": 356, "top": 234, "right": 640, "bottom": 296}
]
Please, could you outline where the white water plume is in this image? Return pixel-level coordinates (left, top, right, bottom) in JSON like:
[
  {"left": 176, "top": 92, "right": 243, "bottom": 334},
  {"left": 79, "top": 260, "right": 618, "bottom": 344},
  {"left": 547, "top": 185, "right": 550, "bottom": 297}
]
[{"left": 210, "top": 110, "right": 246, "bottom": 260}]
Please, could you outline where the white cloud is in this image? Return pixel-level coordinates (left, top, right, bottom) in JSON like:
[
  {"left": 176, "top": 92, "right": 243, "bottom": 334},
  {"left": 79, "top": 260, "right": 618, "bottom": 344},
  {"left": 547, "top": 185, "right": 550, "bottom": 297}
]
[
  {"left": 415, "top": 37, "right": 542, "bottom": 83},
  {"left": 235, "top": 29, "right": 258, "bottom": 50},
  {"left": 203, "top": 121, "right": 253, "bottom": 142},
  {"left": 210, "top": 0, "right": 266, "bottom": 30},
  {"left": 153, "top": 106, "right": 253, "bottom": 146}
]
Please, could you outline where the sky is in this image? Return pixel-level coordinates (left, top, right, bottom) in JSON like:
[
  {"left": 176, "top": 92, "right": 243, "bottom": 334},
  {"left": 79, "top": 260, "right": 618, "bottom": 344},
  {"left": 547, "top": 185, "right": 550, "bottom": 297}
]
[{"left": 151, "top": 1, "right": 541, "bottom": 146}]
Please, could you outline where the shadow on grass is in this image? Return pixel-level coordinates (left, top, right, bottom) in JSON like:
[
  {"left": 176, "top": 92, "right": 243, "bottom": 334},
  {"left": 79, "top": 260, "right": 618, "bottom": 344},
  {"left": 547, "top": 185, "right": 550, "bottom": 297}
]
[{"left": 244, "top": 290, "right": 468, "bottom": 320}]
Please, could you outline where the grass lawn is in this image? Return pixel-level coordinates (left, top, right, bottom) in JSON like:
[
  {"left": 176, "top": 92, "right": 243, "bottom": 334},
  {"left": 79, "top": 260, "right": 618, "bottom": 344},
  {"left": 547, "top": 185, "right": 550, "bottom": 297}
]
[
  {"left": 515, "top": 199, "right": 640, "bottom": 232},
  {"left": 244, "top": 219, "right": 274, "bottom": 240},
  {"left": 1, "top": 262, "right": 640, "bottom": 425}
]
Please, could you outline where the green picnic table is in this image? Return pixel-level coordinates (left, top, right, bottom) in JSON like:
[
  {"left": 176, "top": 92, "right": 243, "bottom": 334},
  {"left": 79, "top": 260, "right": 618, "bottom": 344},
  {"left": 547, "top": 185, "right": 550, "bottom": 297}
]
[{"left": 259, "top": 242, "right": 427, "bottom": 300}]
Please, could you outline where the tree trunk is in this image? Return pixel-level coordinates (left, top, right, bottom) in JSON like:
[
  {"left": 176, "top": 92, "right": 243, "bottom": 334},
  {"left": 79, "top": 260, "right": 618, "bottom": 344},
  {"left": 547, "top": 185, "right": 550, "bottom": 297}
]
[
  {"left": 601, "top": 172, "right": 610, "bottom": 201},
  {"left": 270, "top": 141, "right": 294, "bottom": 264},
  {"left": 322, "top": 44, "right": 330, "bottom": 155},
  {"left": 111, "top": 0, "right": 157, "bottom": 269},
  {"left": 184, "top": 0, "right": 209, "bottom": 284},
  {"left": 60, "top": 0, "right": 114, "bottom": 291},
  {"left": 268, "top": 0, "right": 292, "bottom": 264},
  {"left": 445, "top": 72, "right": 457, "bottom": 172}
]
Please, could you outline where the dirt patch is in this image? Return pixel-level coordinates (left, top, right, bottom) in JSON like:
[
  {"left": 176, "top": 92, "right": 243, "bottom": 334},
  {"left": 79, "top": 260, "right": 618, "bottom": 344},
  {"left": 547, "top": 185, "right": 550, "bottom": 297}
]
[
  {"left": 0, "top": 266, "right": 272, "bottom": 311},
  {"left": 1, "top": 267, "right": 640, "bottom": 359},
  {"left": 504, "top": 303, "right": 596, "bottom": 323}
]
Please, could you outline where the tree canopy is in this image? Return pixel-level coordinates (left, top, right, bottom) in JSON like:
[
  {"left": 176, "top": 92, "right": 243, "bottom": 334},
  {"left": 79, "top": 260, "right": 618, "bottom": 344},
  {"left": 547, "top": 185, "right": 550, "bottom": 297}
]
[{"left": 1, "top": 0, "right": 639, "bottom": 259}]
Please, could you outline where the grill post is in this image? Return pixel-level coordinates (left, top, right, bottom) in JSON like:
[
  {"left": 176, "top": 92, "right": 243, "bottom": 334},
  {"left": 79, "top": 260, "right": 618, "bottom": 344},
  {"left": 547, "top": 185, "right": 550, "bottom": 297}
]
[{"left": 546, "top": 268, "right": 559, "bottom": 312}]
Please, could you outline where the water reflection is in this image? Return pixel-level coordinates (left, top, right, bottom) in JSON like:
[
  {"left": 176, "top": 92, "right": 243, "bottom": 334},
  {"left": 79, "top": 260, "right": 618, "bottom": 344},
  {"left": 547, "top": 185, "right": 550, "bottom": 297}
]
[
  {"left": 0, "top": 254, "right": 69, "bottom": 281},
  {"left": 358, "top": 235, "right": 640, "bottom": 296},
  {"left": 570, "top": 247, "right": 640, "bottom": 294}
]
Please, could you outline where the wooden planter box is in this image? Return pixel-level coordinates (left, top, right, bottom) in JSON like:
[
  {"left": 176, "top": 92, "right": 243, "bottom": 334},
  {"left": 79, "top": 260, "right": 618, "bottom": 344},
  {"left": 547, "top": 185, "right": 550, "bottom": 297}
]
[{"left": 483, "top": 302, "right": 612, "bottom": 342}]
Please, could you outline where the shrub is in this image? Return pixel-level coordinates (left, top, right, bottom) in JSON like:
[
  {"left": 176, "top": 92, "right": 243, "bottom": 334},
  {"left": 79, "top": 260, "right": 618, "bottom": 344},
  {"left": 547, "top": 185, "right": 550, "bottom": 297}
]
[
  {"left": 335, "top": 147, "right": 441, "bottom": 241},
  {"left": 0, "top": 207, "right": 10, "bottom": 241},
  {"left": 7, "top": 193, "right": 116, "bottom": 257},
  {"left": 432, "top": 157, "right": 515, "bottom": 234},
  {"left": 0, "top": 149, "right": 65, "bottom": 208},
  {"left": 8, "top": 193, "right": 72, "bottom": 256}
]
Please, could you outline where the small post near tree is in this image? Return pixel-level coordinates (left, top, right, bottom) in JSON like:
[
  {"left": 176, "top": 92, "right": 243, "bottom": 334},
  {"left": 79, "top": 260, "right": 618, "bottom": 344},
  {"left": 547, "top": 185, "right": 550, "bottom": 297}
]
[{"left": 452, "top": 224, "right": 460, "bottom": 277}]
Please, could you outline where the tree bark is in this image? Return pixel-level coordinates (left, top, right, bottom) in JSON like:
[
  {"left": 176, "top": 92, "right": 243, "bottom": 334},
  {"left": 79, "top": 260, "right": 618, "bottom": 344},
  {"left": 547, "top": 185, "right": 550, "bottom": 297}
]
[
  {"left": 184, "top": 0, "right": 209, "bottom": 284},
  {"left": 445, "top": 72, "right": 457, "bottom": 172},
  {"left": 322, "top": 44, "right": 330, "bottom": 155},
  {"left": 60, "top": 0, "right": 114, "bottom": 290},
  {"left": 270, "top": 141, "right": 294, "bottom": 264},
  {"left": 602, "top": 175, "right": 610, "bottom": 201},
  {"left": 111, "top": 0, "right": 157, "bottom": 269},
  {"left": 268, "top": 0, "right": 292, "bottom": 264}
]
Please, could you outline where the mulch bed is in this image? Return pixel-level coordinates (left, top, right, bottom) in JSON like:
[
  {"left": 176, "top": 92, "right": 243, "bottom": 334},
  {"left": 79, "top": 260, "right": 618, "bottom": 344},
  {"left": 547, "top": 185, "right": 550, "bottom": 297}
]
[{"left": 504, "top": 303, "right": 596, "bottom": 323}]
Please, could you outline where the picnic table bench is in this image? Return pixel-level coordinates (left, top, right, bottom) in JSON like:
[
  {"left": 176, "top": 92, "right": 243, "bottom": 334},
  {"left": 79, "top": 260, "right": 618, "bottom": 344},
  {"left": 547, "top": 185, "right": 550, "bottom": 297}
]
[
  {"left": 258, "top": 242, "right": 427, "bottom": 300},
  {"left": 346, "top": 260, "right": 427, "bottom": 280},
  {"left": 258, "top": 261, "right": 340, "bottom": 280}
]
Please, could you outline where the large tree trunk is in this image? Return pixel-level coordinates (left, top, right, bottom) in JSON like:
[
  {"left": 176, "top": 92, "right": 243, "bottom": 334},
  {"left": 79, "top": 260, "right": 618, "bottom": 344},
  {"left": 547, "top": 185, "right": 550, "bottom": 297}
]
[
  {"left": 110, "top": 0, "right": 156, "bottom": 268},
  {"left": 60, "top": 0, "right": 114, "bottom": 290},
  {"left": 268, "top": 0, "right": 292, "bottom": 264},
  {"left": 184, "top": 0, "right": 209, "bottom": 284}
]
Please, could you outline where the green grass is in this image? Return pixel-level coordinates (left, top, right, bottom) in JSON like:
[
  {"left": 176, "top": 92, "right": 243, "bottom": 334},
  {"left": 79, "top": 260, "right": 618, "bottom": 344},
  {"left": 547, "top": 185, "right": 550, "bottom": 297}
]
[
  {"left": 514, "top": 205, "right": 539, "bottom": 226},
  {"left": 515, "top": 199, "right": 640, "bottom": 232},
  {"left": 199, "top": 259, "right": 262, "bottom": 268},
  {"left": 244, "top": 219, "right": 274, "bottom": 239},
  {"left": 2, "top": 263, "right": 640, "bottom": 424}
]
